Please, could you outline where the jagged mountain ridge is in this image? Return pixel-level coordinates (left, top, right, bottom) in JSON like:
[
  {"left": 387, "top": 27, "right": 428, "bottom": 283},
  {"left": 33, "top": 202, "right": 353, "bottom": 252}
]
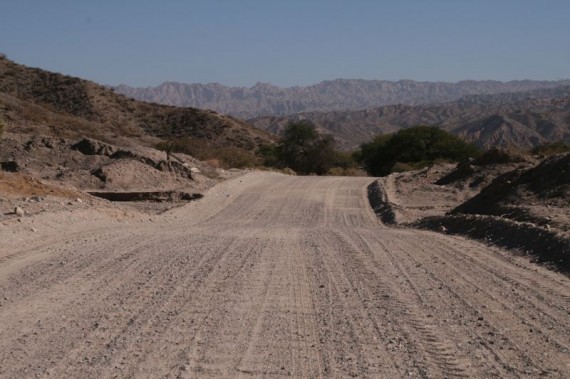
[
  {"left": 249, "top": 86, "right": 570, "bottom": 150},
  {"left": 115, "top": 79, "right": 570, "bottom": 118},
  {"left": 0, "top": 57, "right": 275, "bottom": 151}
]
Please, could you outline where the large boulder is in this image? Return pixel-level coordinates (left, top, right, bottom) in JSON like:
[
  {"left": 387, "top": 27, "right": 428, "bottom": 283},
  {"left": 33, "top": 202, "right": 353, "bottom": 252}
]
[{"left": 71, "top": 138, "right": 117, "bottom": 156}]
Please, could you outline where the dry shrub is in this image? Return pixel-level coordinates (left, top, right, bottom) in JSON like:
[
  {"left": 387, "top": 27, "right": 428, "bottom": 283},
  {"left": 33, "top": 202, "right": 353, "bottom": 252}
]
[
  {"left": 205, "top": 159, "right": 221, "bottom": 168},
  {"left": 157, "top": 138, "right": 258, "bottom": 169},
  {"left": 532, "top": 142, "right": 570, "bottom": 156}
]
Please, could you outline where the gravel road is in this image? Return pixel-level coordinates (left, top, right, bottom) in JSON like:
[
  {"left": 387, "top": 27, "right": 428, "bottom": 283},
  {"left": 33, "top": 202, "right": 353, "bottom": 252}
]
[{"left": 1, "top": 173, "right": 569, "bottom": 378}]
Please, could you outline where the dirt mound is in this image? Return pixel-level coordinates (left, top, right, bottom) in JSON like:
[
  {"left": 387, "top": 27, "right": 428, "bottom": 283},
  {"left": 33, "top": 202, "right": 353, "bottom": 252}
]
[
  {"left": 435, "top": 159, "right": 477, "bottom": 185},
  {"left": 436, "top": 148, "right": 534, "bottom": 188},
  {"left": 0, "top": 133, "right": 220, "bottom": 193},
  {"left": 373, "top": 161, "right": 535, "bottom": 225},
  {"left": 91, "top": 159, "right": 191, "bottom": 191},
  {"left": 368, "top": 153, "right": 570, "bottom": 273},
  {"left": 471, "top": 147, "right": 528, "bottom": 166},
  {"left": 454, "top": 153, "right": 570, "bottom": 230}
]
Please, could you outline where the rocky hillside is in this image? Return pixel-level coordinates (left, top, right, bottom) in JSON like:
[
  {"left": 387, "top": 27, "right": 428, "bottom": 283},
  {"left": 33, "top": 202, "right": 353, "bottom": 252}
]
[
  {"left": 250, "top": 86, "right": 570, "bottom": 150},
  {"left": 0, "top": 57, "right": 275, "bottom": 151},
  {"left": 115, "top": 79, "right": 570, "bottom": 118}
]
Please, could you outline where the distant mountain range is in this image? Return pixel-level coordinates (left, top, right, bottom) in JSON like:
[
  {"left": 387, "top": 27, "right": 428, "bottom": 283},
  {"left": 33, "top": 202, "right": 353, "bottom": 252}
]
[
  {"left": 2, "top": 57, "right": 567, "bottom": 153},
  {"left": 114, "top": 79, "right": 570, "bottom": 119},
  {"left": 250, "top": 86, "right": 570, "bottom": 150}
]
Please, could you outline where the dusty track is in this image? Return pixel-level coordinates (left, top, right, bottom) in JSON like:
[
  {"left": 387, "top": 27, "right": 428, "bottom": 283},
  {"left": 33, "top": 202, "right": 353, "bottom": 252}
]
[{"left": 1, "top": 173, "right": 569, "bottom": 378}]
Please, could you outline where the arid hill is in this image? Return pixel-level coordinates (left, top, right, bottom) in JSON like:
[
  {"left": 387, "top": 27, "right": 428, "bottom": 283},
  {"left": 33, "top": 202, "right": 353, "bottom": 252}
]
[
  {"left": 250, "top": 87, "right": 570, "bottom": 150},
  {"left": 114, "top": 78, "right": 570, "bottom": 118},
  {"left": 0, "top": 57, "right": 275, "bottom": 151}
]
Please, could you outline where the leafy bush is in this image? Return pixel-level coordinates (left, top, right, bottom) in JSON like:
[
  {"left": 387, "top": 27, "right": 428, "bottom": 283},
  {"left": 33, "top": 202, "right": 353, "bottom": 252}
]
[
  {"left": 259, "top": 144, "right": 280, "bottom": 167},
  {"left": 278, "top": 121, "right": 337, "bottom": 175},
  {"left": 358, "top": 126, "right": 481, "bottom": 176}
]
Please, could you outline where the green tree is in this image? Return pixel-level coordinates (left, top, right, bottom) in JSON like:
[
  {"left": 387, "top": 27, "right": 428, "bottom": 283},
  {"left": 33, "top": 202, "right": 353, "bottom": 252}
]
[
  {"left": 359, "top": 126, "right": 480, "bottom": 176},
  {"left": 271, "top": 121, "right": 342, "bottom": 175}
]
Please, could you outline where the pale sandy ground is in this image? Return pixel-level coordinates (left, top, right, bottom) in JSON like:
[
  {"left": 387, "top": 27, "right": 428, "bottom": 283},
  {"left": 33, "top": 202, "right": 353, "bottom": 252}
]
[{"left": 1, "top": 172, "right": 569, "bottom": 378}]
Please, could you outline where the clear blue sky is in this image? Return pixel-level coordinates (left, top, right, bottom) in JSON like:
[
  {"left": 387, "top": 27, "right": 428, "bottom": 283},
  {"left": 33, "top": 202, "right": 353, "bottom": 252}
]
[{"left": 1, "top": 0, "right": 569, "bottom": 87}]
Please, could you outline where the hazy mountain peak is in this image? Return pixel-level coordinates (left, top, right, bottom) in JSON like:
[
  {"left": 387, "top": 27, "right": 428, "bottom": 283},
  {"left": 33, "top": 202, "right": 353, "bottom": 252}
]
[{"left": 115, "top": 78, "right": 570, "bottom": 118}]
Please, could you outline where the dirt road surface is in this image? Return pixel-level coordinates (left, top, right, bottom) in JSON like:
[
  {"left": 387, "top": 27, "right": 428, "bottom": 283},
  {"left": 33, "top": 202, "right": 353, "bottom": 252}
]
[{"left": 1, "top": 173, "right": 569, "bottom": 378}]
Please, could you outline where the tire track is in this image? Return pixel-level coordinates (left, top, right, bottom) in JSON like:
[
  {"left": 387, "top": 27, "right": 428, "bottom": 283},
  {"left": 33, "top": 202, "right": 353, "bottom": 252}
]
[
  {"left": 321, "top": 229, "right": 473, "bottom": 378},
  {"left": 389, "top": 234, "right": 569, "bottom": 376},
  {"left": 1, "top": 173, "right": 569, "bottom": 378}
]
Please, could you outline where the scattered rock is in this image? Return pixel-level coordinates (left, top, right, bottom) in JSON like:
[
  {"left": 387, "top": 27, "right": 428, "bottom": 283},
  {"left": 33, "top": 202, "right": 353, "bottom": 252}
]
[
  {"left": 0, "top": 161, "right": 20, "bottom": 172},
  {"left": 14, "top": 206, "right": 24, "bottom": 217}
]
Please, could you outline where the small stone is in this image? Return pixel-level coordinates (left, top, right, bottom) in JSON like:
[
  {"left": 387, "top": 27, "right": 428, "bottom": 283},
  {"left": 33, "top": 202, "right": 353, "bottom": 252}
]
[
  {"left": 31, "top": 228, "right": 37, "bottom": 233},
  {"left": 14, "top": 207, "right": 24, "bottom": 217},
  {"left": 76, "top": 198, "right": 83, "bottom": 203}
]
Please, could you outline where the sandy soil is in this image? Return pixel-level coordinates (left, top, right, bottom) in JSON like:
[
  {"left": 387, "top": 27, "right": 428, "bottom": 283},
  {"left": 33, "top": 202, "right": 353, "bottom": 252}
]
[{"left": 1, "top": 173, "right": 569, "bottom": 378}]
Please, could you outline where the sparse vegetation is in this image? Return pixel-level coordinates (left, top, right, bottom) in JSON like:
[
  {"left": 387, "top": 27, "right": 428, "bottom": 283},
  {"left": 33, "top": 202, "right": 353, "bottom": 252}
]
[
  {"left": 531, "top": 141, "right": 570, "bottom": 156},
  {"left": 358, "top": 126, "right": 481, "bottom": 176},
  {"left": 156, "top": 137, "right": 257, "bottom": 169}
]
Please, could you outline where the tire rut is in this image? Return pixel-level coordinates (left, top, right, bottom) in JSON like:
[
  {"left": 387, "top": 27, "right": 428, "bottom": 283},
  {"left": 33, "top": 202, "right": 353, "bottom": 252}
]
[{"left": 1, "top": 173, "right": 569, "bottom": 378}]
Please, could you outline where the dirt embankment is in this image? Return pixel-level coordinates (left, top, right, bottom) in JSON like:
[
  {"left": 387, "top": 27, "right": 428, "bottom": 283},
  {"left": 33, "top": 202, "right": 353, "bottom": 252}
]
[
  {"left": 0, "top": 133, "right": 247, "bottom": 217},
  {"left": 368, "top": 152, "right": 570, "bottom": 274}
]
